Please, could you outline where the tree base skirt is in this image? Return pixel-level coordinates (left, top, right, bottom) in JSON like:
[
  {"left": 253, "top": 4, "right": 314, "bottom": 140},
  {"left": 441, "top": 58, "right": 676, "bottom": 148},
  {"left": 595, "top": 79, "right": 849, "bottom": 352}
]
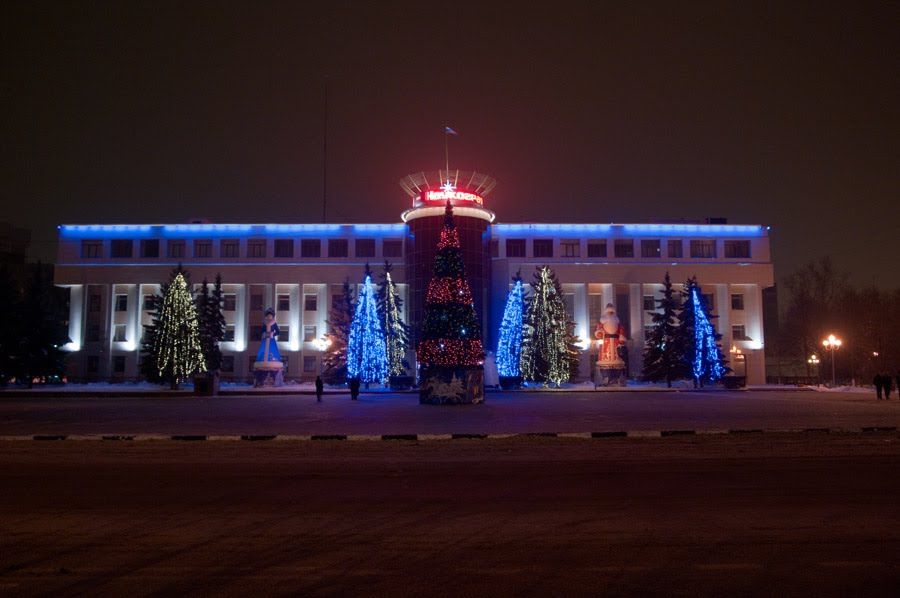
[
  {"left": 595, "top": 366, "right": 627, "bottom": 387},
  {"left": 253, "top": 363, "right": 284, "bottom": 388},
  {"left": 419, "top": 367, "right": 485, "bottom": 405},
  {"left": 499, "top": 376, "right": 523, "bottom": 390}
]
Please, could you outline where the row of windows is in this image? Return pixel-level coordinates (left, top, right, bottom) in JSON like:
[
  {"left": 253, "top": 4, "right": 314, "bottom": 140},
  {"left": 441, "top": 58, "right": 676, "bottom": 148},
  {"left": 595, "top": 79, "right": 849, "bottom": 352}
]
[
  {"left": 97, "top": 290, "right": 345, "bottom": 318},
  {"left": 498, "top": 239, "right": 751, "bottom": 259},
  {"left": 96, "top": 322, "right": 323, "bottom": 345},
  {"left": 91, "top": 354, "right": 320, "bottom": 374},
  {"left": 640, "top": 293, "right": 746, "bottom": 312},
  {"left": 81, "top": 238, "right": 404, "bottom": 260}
]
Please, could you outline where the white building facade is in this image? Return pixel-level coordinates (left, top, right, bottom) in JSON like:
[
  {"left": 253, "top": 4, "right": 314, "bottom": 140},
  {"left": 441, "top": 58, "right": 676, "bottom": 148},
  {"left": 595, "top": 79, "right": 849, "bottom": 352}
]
[{"left": 55, "top": 175, "right": 774, "bottom": 384}]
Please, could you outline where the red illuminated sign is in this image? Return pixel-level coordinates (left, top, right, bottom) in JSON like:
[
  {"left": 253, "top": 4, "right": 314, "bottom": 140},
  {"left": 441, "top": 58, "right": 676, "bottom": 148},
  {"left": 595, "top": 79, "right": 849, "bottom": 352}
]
[{"left": 415, "top": 189, "right": 484, "bottom": 206}]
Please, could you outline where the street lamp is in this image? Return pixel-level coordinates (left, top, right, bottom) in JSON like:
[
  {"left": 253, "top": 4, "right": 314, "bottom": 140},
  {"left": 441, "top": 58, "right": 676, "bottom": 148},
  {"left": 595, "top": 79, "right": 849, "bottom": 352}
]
[
  {"left": 730, "top": 345, "right": 745, "bottom": 383},
  {"left": 822, "top": 334, "right": 842, "bottom": 387},
  {"left": 807, "top": 354, "right": 820, "bottom": 387},
  {"left": 313, "top": 336, "right": 332, "bottom": 375}
]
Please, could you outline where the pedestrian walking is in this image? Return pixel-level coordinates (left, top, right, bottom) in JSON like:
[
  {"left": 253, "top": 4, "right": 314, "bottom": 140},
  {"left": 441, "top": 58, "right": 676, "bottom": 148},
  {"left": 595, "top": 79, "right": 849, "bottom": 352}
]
[
  {"left": 349, "top": 377, "right": 360, "bottom": 401},
  {"left": 885, "top": 374, "right": 893, "bottom": 400},
  {"left": 896, "top": 372, "right": 900, "bottom": 399},
  {"left": 315, "top": 375, "right": 324, "bottom": 402},
  {"left": 874, "top": 374, "right": 883, "bottom": 399}
]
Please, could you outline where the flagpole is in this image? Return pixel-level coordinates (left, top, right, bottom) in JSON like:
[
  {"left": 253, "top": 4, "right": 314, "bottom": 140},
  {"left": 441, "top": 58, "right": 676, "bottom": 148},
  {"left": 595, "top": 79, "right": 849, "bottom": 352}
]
[{"left": 444, "top": 128, "right": 450, "bottom": 180}]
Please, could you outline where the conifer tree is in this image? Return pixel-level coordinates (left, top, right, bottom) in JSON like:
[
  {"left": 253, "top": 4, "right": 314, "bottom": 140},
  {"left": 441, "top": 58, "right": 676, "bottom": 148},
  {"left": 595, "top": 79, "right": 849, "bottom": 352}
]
[
  {"left": 0, "top": 266, "right": 23, "bottom": 383},
  {"left": 141, "top": 265, "right": 189, "bottom": 383},
  {"left": 16, "top": 265, "right": 69, "bottom": 386},
  {"left": 496, "top": 273, "right": 525, "bottom": 378},
  {"left": 417, "top": 204, "right": 484, "bottom": 369},
  {"left": 521, "top": 266, "right": 571, "bottom": 385},
  {"left": 674, "top": 276, "right": 727, "bottom": 386},
  {"left": 641, "top": 272, "right": 681, "bottom": 387},
  {"left": 197, "top": 274, "right": 226, "bottom": 373},
  {"left": 376, "top": 261, "right": 410, "bottom": 377},
  {"left": 347, "top": 265, "right": 389, "bottom": 384},
  {"left": 154, "top": 272, "right": 205, "bottom": 389},
  {"left": 322, "top": 279, "right": 355, "bottom": 384}
]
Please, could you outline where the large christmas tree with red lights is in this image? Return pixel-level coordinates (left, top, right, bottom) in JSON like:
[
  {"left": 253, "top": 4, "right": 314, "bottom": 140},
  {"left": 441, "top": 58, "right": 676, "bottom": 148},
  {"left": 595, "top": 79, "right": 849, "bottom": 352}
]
[{"left": 417, "top": 203, "right": 485, "bottom": 369}]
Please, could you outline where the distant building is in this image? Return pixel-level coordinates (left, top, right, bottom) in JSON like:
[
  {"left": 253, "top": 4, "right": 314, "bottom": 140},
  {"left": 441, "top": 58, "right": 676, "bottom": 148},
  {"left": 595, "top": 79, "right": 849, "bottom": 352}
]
[{"left": 54, "top": 170, "right": 774, "bottom": 383}]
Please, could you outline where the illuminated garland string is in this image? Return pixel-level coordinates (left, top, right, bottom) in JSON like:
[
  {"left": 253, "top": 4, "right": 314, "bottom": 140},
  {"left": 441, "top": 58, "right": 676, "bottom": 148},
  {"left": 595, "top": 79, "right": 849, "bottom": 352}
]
[
  {"left": 380, "top": 271, "right": 409, "bottom": 377},
  {"left": 691, "top": 288, "right": 726, "bottom": 382},
  {"left": 347, "top": 274, "right": 389, "bottom": 383},
  {"left": 521, "top": 267, "right": 570, "bottom": 385}
]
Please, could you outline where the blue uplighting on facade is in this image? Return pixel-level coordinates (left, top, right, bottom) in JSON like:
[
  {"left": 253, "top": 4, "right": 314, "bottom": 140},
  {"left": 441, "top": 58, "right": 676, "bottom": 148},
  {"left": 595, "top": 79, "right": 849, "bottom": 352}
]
[{"left": 493, "top": 223, "right": 765, "bottom": 238}]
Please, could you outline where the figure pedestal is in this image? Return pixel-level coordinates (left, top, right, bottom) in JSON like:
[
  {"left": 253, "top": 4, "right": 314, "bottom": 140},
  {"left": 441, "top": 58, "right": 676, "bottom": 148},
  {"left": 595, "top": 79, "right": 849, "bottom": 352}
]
[
  {"left": 595, "top": 363, "right": 626, "bottom": 387},
  {"left": 253, "top": 361, "right": 284, "bottom": 387},
  {"left": 420, "top": 367, "right": 484, "bottom": 405}
]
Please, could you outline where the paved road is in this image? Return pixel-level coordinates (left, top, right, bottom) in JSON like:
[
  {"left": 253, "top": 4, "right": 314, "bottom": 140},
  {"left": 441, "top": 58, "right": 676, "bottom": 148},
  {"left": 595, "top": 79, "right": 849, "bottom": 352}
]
[
  {"left": 0, "top": 389, "right": 896, "bottom": 436},
  {"left": 2, "top": 434, "right": 900, "bottom": 596}
]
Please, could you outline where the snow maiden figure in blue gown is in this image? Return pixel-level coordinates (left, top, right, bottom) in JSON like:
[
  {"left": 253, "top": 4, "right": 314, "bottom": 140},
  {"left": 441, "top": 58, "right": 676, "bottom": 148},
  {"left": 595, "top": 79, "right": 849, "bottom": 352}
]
[{"left": 253, "top": 307, "right": 284, "bottom": 386}]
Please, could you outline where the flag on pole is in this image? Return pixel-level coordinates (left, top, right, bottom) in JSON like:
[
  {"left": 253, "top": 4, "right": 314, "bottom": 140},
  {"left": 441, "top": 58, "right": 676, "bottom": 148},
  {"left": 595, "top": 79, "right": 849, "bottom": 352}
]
[{"left": 445, "top": 126, "right": 458, "bottom": 135}]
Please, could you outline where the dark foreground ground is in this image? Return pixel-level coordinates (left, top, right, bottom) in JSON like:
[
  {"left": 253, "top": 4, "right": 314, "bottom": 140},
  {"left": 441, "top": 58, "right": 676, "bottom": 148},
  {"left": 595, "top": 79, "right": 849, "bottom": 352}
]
[{"left": 2, "top": 433, "right": 900, "bottom": 596}]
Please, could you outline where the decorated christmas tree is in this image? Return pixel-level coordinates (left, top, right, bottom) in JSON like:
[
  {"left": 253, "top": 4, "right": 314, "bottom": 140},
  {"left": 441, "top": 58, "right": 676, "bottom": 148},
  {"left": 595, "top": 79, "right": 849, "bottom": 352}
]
[
  {"left": 154, "top": 272, "right": 205, "bottom": 389},
  {"left": 417, "top": 204, "right": 485, "bottom": 369},
  {"left": 674, "top": 276, "right": 727, "bottom": 386},
  {"left": 496, "top": 273, "right": 525, "bottom": 378},
  {"left": 322, "top": 279, "right": 354, "bottom": 384},
  {"left": 521, "top": 266, "right": 572, "bottom": 386},
  {"left": 376, "top": 261, "right": 410, "bottom": 377},
  {"left": 347, "top": 266, "right": 389, "bottom": 384},
  {"left": 641, "top": 272, "right": 681, "bottom": 387},
  {"left": 141, "top": 265, "right": 189, "bottom": 383}
]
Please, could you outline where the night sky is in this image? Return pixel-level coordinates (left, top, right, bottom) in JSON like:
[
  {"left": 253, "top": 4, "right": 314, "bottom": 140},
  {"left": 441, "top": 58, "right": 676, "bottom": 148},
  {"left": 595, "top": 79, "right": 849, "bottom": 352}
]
[{"left": 2, "top": 2, "right": 897, "bottom": 286}]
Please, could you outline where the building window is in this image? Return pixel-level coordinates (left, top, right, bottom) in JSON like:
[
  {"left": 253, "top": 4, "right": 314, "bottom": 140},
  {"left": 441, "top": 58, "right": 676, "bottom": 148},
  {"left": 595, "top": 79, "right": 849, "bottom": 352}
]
[
  {"left": 194, "top": 240, "right": 212, "bottom": 258},
  {"left": 383, "top": 239, "right": 403, "bottom": 258},
  {"left": 247, "top": 240, "right": 267, "bottom": 258},
  {"left": 221, "top": 355, "right": 235, "bottom": 372},
  {"left": 221, "top": 240, "right": 240, "bottom": 258},
  {"left": 250, "top": 293, "right": 264, "bottom": 311},
  {"left": 87, "top": 324, "right": 100, "bottom": 342},
  {"left": 168, "top": 240, "right": 185, "bottom": 258},
  {"left": 533, "top": 239, "right": 553, "bottom": 258},
  {"left": 113, "top": 356, "right": 126, "bottom": 373},
  {"left": 304, "top": 294, "right": 318, "bottom": 311},
  {"left": 303, "top": 356, "right": 317, "bottom": 373},
  {"left": 355, "top": 239, "right": 375, "bottom": 258},
  {"left": 114, "top": 325, "right": 127, "bottom": 342},
  {"left": 506, "top": 239, "right": 526, "bottom": 257},
  {"left": 304, "top": 325, "right": 317, "bottom": 342},
  {"left": 614, "top": 240, "right": 634, "bottom": 258},
  {"left": 668, "top": 240, "right": 683, "bottom": 258},
  {"left": 115, "top": 295, "right": 128, "bottom": 312},
  {"left": 724, "top": 240, "right": 751, "bottom": 259},
  {"left": 301, "top": 239, "right": 321, "bottom": 258},
  {"left": 223, "top": 294, "right": 236, "bottom": 311},
  {"left": 490, "top": 240, "right": 499, "bottom": 257},
  {"left": 332, "top": 294, "right": 343, "bottom": 310},
  {"left": 329, "top": 239, "right": 348, "bottom": 258},
  {"left": 110, "top": 240, "right": 133, "bottom": 258},
  {"left": 702, "top": 293, "right": 715, "bottom": 313},
  {"left": 88, "top": 293, "right": 101, "bottom": 312},
  {"left": 140, "top": 239, "right": 159, "bottom": 258},
  {"left": 732, "top": 325, "right": 750, "bottom": 340},
  {"left": 277, "top": 294, "right": 290, "bottom": 312},
  {"left": 641, "top": 240, "right": 661, "bottom": 258},
  {"left": 274, "top": 239, "right": 293, "bottom": 258},
  {"left": 81, "top": 241, "right": 103, "bottom": 259},
  {"left": 731, "top": 294, "right": 745, "bottom": 310},
  {"left": 587, "top": 241, "right": 607, "bottom": 258},
  {"left": 143, "top": 295, "right": 156, "bottom": 311},
  {"left": 643, "top": 295, "right": 656, "bottom": 311},
  {"left": 690, "top": 240, "right": 716, "bottom": 258},
  {"left": 561, "top": 240, "right": 580, "bottom": 258},
  {"left": 224, "top": 325, "right": 235, "bottom": 342},
  {"left": 87, "top": 355, "right": 99, "bottom": 373},
  {"left": 279, "top": 327, "right": 290, "bottom": 343}
]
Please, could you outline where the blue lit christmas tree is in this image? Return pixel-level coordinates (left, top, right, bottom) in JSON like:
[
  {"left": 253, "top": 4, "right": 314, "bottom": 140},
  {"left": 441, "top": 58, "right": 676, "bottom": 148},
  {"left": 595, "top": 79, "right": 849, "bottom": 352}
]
[
  {"left": 347, "top": 267, "right": 389, "bottom": 384},
  {"left": 496, "top": 273, "right": 525, "bottom": 378},
  {"left": 674, "top": 277, "right": 727, "bottom": 386}
]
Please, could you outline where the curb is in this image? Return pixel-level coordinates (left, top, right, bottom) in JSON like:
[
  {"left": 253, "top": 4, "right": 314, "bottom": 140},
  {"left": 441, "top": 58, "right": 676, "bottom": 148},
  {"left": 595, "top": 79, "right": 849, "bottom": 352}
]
[{"left": 1, "top": 427, "right": 897, "bottom": 442}]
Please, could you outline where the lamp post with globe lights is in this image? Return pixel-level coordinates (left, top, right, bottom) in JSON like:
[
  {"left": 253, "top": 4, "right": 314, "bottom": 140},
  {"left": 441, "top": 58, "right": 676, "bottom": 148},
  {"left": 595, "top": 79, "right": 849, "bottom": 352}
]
[
  {"left": 822, "top": 335, "right": 842, "bottom": 387},
  {"left": 807, "top": 354, "right": 820, "bottom": 386}
]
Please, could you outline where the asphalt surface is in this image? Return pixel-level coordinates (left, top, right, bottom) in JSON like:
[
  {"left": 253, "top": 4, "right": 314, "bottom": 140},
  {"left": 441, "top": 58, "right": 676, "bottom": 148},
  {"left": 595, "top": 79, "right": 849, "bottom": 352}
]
[
  {"left": 2, "top": 434, "right": 900, "bottom": 596},
  {"left": 0, "top": 389, "right": 896, "bottom": 436}
]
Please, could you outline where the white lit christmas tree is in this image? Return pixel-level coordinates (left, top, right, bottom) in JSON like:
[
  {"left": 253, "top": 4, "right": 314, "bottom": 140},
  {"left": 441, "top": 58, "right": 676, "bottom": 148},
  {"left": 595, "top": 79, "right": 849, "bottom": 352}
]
[
  {"left": 347, "top": 270, "right": 389, "bottom": 384},
  {"left": 155, "top": 272, "right": 205, "bottom": 389},
  {"left": 521, "top": 266, "right": 571, "bottom": 386},
  {"left": 376, "top": 262, "right": 410, "bottom": 377}
]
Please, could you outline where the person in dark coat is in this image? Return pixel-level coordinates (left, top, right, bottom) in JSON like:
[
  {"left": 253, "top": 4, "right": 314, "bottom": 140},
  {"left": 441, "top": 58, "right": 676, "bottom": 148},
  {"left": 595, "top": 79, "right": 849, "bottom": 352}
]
[
  {"left": 896, "top": 373, "right": 900, "bottom": 400},
  {"left": 885, "top": 374, "right": 893, "bottom": 400},
  {"left": 315, "top": 376, "right": 324, "bottom": 402},
  {"left": 874, "top": 374, "right": 883, "bottom": 399},
  {"left": 349, "top": 377, "right": 360, "bottom": 401}
]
